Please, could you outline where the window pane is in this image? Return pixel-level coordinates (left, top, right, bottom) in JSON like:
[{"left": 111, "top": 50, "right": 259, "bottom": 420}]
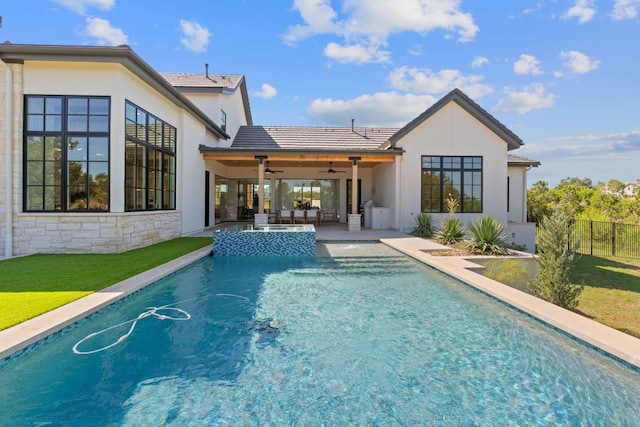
[
  {"left": 27, "top": 97, "right": 44, "bottom": 114},
  {"left": 89, "top": 115, "right": 109, "bottom": 132},
  {"left": 68, "top": 138, "right": 88, "bottom": 161},
  {"left": 68, "top": 185, "right": 88, "bottom": 210},
  {"left": 68, "top": 98, "right": 88, "bottom": 114},
  {"left": 27, "top": 115, "right": 44, "bottom": 131},
  {"left": 89, "top": 98, "right": 109, "bottom": 115},
  {"left": 89, "top": 137, "right": 109, "bottom": 161},
  {"left": 26, "top": 162, "right": 43, "bottom": 185},
  {"left": 125, "top": 102, "right": 137, "bottom": 122},
  {"left": 44, "top": 161, "right": 61, "bottom": 186},
  {"left": 45, "top": 98, "right": 62, "bottom": 114},
  {"left": 67, "top": 161, "right": 87, "bottom": 187},
  {"left": 68, "top": 115, "right": 88, "bottom": 132},
  {"left": 45, "top": 115, "right": 62, "bottom": 132},
  {"left": 45, "top": 186, "right": 61, "bottom": 211},
  {"left": 26, "top": 137, "right": 44, "bottom": 160},
  {"left": 45, "top": 137, "right": 62, "bottom": 161},
  {"left": 26, "top": 186, "right": 43, "bottom": 210}
]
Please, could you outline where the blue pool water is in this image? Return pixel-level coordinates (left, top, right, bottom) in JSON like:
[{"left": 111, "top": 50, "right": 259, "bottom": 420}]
[{"left": 1, "top": 242, "right": 640, "bottom": 425}]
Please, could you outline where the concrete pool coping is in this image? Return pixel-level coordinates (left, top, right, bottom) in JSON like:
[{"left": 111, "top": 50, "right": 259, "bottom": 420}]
[{"left": 2, "top": 235, "right": 640, "bottom": 370}]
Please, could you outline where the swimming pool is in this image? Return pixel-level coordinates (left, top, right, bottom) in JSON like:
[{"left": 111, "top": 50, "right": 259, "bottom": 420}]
[{"left": 1, "top": 242, "right": 640, "bottom": 425}]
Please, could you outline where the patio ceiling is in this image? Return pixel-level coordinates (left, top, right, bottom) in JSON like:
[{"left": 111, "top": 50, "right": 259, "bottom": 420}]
[{"left": 201, "top": 152, "right": 400, "bottom": 169}]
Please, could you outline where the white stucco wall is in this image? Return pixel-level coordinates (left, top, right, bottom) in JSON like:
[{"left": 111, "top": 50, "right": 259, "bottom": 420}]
[
  {"left": 394, "top": 102, "right": 509, "bottom": 233},
  {"left": 507, "top": 166, "right": 527, "bottom": 223},
  {"left": 177, "top": 85, "right": 248, "bottom": 145}
]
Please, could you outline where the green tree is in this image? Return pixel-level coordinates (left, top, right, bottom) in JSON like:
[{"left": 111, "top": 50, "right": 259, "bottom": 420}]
[
  {"left": 528, "top": 208, "right": 583, "bottom": 310},
  {"left": 527, "top": 180, "right": 553, "bottom": 223}
]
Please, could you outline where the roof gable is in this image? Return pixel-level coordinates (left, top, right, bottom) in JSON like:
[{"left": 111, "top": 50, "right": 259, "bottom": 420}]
[{"left": 389, "top": 88, "right": 523, "bottom": 150}]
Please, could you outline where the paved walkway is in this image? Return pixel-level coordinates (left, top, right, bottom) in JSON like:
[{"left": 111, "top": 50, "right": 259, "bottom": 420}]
[{"left": 2, "top": 225, "right": 640, "bottom": 370}]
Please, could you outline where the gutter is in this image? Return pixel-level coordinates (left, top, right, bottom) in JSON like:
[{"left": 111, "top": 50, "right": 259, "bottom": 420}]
[{"left": 0, "top": 58, "right": 13, "bottom": 258}]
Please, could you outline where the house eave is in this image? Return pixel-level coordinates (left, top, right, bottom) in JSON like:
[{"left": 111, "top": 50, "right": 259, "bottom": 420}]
[{"left": 0, "top": 43, "right": 231, "bottom": 139}]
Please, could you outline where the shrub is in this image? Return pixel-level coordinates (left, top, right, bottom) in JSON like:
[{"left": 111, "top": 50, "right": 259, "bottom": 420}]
[
  {"left": 464, "top": 216, "right": 510, "bottom": 255},
  {"left": 411, "top": 212, "right": 435, "bottom": 238},
  {"left": 434, "top": 217, "right": 465, "bottom": 245},
  {"left": 528, "top": 208, "right": 583, "bottom": 310}
]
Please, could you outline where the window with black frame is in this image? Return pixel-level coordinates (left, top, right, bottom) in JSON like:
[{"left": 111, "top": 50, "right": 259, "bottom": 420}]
[
  {"left": 124, "top": 101, "right": 176, "bottom": 211},
  {"left": 421, "top": 155, "right": 482, "bottom": 213},
  {"left": 23, "top": 95, "right": 110, "bottom": 212}
]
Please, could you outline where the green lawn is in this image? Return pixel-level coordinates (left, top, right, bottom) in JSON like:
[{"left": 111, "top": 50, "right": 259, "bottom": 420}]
[
  {"left": 0, "top": 237, "right": 211, "bottom": 330},
  {"left": 571, "top": 255, "right": 640, "bottom": 339}
]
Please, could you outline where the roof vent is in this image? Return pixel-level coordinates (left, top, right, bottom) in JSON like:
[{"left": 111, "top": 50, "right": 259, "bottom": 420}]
[
  {"left": 205, "top": 63, "right": 209, "bottom": 78},
  {"left": 351, "top": 118, "right": 355, "bottom": 132}
]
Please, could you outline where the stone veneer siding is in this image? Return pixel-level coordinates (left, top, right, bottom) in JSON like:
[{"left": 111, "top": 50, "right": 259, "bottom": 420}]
[{"left": 12, "top": 212, "right": 182, "bottom": 255}]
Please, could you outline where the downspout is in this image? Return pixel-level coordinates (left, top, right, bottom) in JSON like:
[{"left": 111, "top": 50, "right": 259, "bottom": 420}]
[
  {"left": 0, "top": 59, "right": 13, "bottom": 258},
  {"left": 522, "top": 166, "right": 532, "bottom": 223}
]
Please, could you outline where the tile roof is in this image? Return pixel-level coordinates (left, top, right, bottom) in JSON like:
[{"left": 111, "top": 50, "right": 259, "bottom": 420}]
[
  {"left": 231, "top": 125, "right": 399, "bottom": 151},
  {"left": 160, "top": 73, "right": 244, "bottom": 90},
  {"left": 508, "top": 154, "right": 541, "bottom": 166}
]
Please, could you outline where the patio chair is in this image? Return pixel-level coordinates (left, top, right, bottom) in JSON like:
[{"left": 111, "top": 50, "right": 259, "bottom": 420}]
[
  {"left": 280, "top": 210, "right": 293, "bottom": 224},
  {"left": 293, "top": 209, "right": 306, "bottom": 224},
  {"left": 322, "top": 209, "right": 337, "bottom": 225},
  {"left": 306, "top": 209, "right": 319, "bottom": 226}
]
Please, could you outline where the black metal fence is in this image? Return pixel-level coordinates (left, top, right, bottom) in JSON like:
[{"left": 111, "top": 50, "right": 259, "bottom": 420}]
[{"left": 570, "top": 220, "right": 640, "bottom": 259}]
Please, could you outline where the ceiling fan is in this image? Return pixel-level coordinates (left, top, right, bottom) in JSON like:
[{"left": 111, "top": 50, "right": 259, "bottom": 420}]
[
  {"left": 262, "top": 161, "right": 283, "bottom": 174},
  {"left": 319, "top": 162, "right": 346, "bottom": 174}
]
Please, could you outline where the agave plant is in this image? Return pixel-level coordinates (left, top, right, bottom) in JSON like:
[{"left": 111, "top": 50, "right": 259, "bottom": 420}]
[
  {"left": 411, "top": 212, "right": 435, "bottom": 238},
  {"left": 464, "top": 216, "right": 510, "bottom": 255},
  {"left": 434, "top": 217, "right": 465, "bottom": 245}
]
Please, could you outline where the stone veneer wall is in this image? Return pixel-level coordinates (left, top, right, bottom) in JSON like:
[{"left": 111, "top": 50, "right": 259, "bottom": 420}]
[{"left": 12, "top": 212, "right": 182, "bottom": 255}]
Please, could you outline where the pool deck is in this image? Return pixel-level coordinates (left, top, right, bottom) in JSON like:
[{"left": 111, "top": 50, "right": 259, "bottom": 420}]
[{"left": 2, "top": 224, "right": 640, "bottom": 370}]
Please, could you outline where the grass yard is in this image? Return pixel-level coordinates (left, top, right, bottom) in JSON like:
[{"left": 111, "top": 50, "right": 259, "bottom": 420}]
[
  {"left": 0, "top": 237, "right": 211, "bottom": 331},
  {"left": 572, "top": 255, "right": 640, "bottom": 339}
]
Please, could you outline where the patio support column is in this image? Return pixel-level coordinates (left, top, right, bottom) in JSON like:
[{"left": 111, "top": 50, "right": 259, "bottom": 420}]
[
  {"left": 254, "top": 156, "right": 268, "bottom": 226},
  {"left": 348, "top": 157, "right": 361, "bottom": 232}
]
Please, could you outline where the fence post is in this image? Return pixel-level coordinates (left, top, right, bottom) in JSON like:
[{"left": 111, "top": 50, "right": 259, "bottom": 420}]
[
  {"left": 590, "top": 220, "right": 593, "bottom": 256},
  {"left": 612, "top": 222, "right": 616, "bottom": 257}
]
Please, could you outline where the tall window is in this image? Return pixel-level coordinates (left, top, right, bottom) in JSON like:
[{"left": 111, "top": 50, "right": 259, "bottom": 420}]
[
  {"left": 220, "top": 109, "right": 227, "bottom": 132},
  {"left": 24, "top": 96, "right": 110, "bottom": 212},
  {"left": 421, "top": 156, "right": 482, "bottom": 213},
  {"left": 125, "top": 101, "right": 176, "bottom": 211}
]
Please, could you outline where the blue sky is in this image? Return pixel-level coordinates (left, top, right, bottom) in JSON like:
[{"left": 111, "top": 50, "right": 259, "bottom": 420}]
[{"left": 2, "top": 0, "right": 640, "bottom": 187}]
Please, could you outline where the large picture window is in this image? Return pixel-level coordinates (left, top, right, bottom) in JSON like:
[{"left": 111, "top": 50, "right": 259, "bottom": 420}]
[
  {"left": 125, "top": 101, "right": 176, "bottom": 211},
  {"left": 24, "top": 96, "right": 110, "bottom": 212},
  {"left": 421, "top": 156, "right": 482, "bottom": 213}
]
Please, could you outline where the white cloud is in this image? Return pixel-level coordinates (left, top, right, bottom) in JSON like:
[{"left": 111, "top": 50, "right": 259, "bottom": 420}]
[
  {"left": 409, "top": 44, "right": 423, "bottom": 56},
  {"left": 611, "top": 0, "right": 640, "bottom": 20},
  {"left": 471, "top": 56, "right": 489, "bottom": 68},
  {"left": 254, "top": 83, "right": 278, "bottom": 100},
  {"left": 284, "top": 0, "right": 479, "bottom": 63},
  {"left": 83, "top": 17, "right": 128, "bottom": 45},
  {"left": 562, "top": 0, "right": 597, "bottom": 24},
  {"left": 179, "top": 20, "right": 211, "bottom": 53},
  {"left": 513, "top": 54, "right": 542, "bottom": 75},
  {"left": 387, "top": 66, "right": 493, "bottom": 99},
  {"left": 493, "top": 84, "right": 557, "bottom": 115},
  {"left": 323, "top": 42, "right": 391, "bottom": 64},
  {"left": 560, "top": 50, "right": 600, "bottom": 74},
  {"left": 307, "top": 92, "right": 437, "bottom": 127},
  {"left": 520, "top": 129, "right": 640, "bottom": 160},
  {"left": 52, "top": 0, "right": 114, "bottom": 14}
]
